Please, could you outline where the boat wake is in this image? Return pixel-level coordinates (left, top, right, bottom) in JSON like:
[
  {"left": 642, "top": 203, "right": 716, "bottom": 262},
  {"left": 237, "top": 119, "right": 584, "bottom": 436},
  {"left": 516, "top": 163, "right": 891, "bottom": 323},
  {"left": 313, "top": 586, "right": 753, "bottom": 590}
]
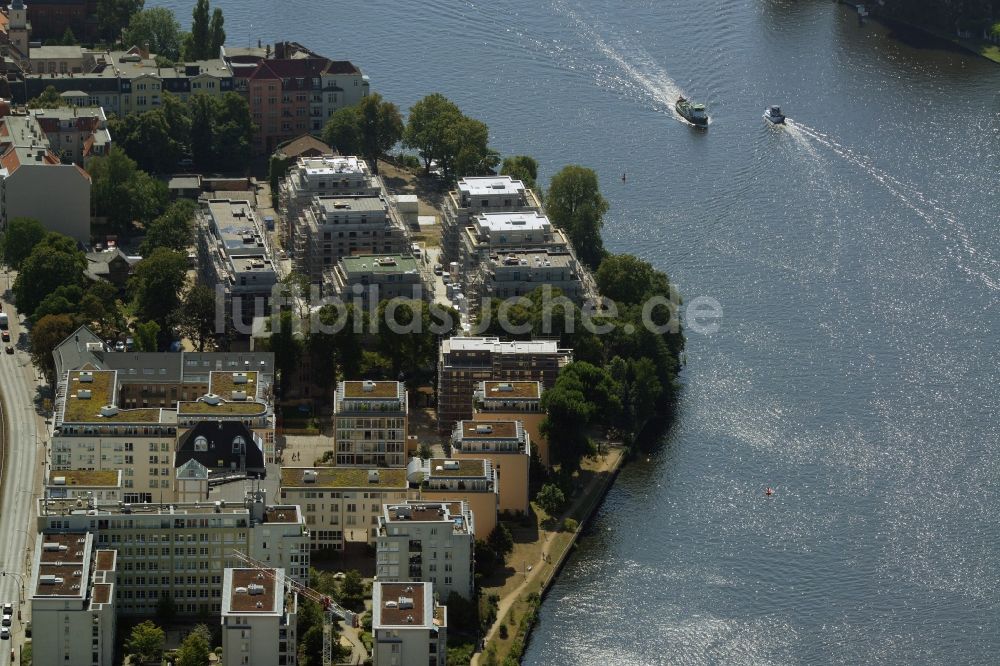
[
  {"left": 786, "top": 120, "right": 999, "bottom": 293},
  {"left": 550, "top": 0, "right": 689, "bottom": 123}
]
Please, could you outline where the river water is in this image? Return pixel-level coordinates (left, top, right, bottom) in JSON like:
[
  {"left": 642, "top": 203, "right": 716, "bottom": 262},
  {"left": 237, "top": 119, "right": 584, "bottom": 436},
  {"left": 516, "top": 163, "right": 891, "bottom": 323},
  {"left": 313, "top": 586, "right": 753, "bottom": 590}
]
[{"left": 159, "top": 0, "right": 1000, "bottom": 662}]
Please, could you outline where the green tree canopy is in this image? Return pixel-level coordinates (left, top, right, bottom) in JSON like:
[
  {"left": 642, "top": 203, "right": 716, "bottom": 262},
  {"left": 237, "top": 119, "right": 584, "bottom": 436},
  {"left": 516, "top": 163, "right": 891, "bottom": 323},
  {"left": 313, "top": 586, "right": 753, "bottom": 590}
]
[
  {"left": 176, "top": 624, "right": 212, "bottom": 666},
  {"left": 488, "top": 523, "right": 514, "bottom": 557},
  {"left": 128, "top": 248, "right": 188, "bottom": 335},
  {"left": 545, "top": 165, "right": 609, "bottom": 270},
  {"left": 376, "top": 299, "right": 458, "bottom": 382},
  {"left": 404, "top": 93, "right": 463, "bottom": 173},
  {"left": 125, "top": 620, "right": 165, "bottom": 664},
  {"left": 500, "top": 155, "right": 540, "bottom": 190},
  {"left": 122, "top": 7, "right": 182, "bottom": 60},
  {"left": 29, "top": 314, "right": 77, "bottom": 384},
  {"left": 27, "top": 85, "right": 65, "bottom": 109},
  {"left": 60, "top": 27, "right": 77, "bottom": 46},
  {"left": 88, "top": 147, "right": 168, "bottom": 233},
  {"left": 540, "top": 362, "right": 621, "bottom": 471},
  {"left": 187, "top": 0, "right": 211, "bottom": 60},
  {"left": 133, "top": 320, "right": 160, "bottom": 351},
  {"left": 595, "top": 253, "right": 672, "bottom": 306},
  {"left": 32, "top": 284, "right": 84, "bottom": 323},
  {"left": 0, "top": 217, "right": 47, "bottom": 270},
  {"left": 322, "top": 106, "right": 363, "bottom": 155},
  {"left": 140, "top": 199, "right": 197, "bottom": 255},
  {"left": 188, "top": 92, "right": 253, "bottom": 172},
  {"left": 13, "top": 233, "right": 86, "bottom": 316},
  {"left": 209, "top": 8, "right": 226, "bottom": 56},
  {"left": 176, "top": 284, "right": 218, "bottom": 351},
  {"left": 322, "top": 93, "right": 403, "bottom": 174},
  {"left": 97, "top": 0, "right": 144, "bottom": 44},
  {"left": 535, "top": 483, "right": 566, "bottom": 516}
]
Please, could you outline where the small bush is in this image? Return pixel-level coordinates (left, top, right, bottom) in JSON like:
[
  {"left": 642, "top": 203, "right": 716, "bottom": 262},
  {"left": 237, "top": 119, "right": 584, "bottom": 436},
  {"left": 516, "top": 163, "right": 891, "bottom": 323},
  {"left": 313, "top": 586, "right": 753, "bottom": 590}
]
[
  {"left": 498, "top": 623, "right": 508, "bottom": 639},
  {"left": 562, "top": 517, "right": 579, "bottom": 532}
]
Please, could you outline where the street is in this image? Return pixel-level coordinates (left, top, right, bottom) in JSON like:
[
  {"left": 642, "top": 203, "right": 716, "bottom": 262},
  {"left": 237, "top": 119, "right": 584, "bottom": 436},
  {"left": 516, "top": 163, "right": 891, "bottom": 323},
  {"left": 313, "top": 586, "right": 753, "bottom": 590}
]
[{"left": 0, "top": 272, "right": 44, "bottom": 666}]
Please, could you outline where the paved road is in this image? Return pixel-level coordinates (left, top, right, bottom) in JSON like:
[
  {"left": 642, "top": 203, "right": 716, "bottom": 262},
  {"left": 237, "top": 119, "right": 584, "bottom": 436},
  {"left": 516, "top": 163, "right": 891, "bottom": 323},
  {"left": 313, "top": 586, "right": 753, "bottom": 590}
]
[{"left": 0, "top": 273, "right": 44, "bottom": 666}]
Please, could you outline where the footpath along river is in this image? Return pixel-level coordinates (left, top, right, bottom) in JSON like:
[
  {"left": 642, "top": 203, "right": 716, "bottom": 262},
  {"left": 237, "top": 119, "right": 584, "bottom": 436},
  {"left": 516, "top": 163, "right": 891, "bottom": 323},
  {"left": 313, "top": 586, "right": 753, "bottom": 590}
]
[{"left": 158, "top": 0, "right": 1000, "bottom": 662}]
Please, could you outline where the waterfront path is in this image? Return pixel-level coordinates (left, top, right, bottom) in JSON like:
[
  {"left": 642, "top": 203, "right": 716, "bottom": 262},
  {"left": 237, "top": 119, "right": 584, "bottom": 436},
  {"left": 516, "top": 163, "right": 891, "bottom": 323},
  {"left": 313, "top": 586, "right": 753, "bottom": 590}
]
[{"left": 473, "top": 446, "right": 626, "bottom": 665}]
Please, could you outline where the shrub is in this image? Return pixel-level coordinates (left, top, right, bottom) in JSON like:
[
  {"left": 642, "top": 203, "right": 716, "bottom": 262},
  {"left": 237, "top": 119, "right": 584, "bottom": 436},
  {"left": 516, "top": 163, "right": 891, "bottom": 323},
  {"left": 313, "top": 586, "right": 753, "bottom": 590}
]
[
  {"left": 498, "top": 623, "right": 508, "bottom": 639},
  {"left": 562, "top": 517, "right": 579, "bottom": 532}
]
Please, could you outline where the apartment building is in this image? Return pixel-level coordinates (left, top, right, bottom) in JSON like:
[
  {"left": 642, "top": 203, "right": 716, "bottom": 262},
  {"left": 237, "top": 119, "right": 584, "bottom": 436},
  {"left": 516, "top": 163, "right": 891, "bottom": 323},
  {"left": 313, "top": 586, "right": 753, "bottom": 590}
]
[
  {"left": 239, "top": 44, "right": 369, "bottom": 153},
  {"left": 437, "top": 337, "right": 571, "bottom": 433},
  {"left": 15, "top": 47, "right": 235, "bottom": 115},
  {"left": 278, "top": 155, "right": 383, "bottom": 246},
  {"left": 372, "top": 582, "right": 447, "bottom": 666},
  {"left": 21, "top": 0, "right": 97, "bottom": 42},
  {"left": 473, "top": 380, "right": 549, "bottom": 466},
  {"left": 328, "top": 254, "right": 427, "bottom": 309},
  {"left": 473, "top": 248, "right": 586, "bottom": 305},
  {"left": 29, "top": 532, "right": 117, "bottom": 666},
  {"left": 415, "top": 458, "right": 498, "bottom": 539},
  {"left": 292, "top": 194, "right": 408, "bottom": 284},
  {"left": 44, "top": 469, "right": 123, "bottom": 504},
  {"left": 221, "top": 568, "right": 298, "bottom": 666},
  {"left": 197, "top": 198, "right": 278, "bottom": 332},
  {"left": 451, "top": 420, "right": 530, "bottom": 514},
  {"left": 334, "top": 380, "right": 408, "bottom": 467},
  {"left": 0, "top": 114, "right": 91, "bottom": 242},
  {"left": 280, "top": 467, "right": 411, "bottom": 551},
  {"left": 457, "top": 211, "right": 570, "bottom": 287},
  {"left": 440, "top": 176, "right": 541, "bottom": 264},
  {"left": 375, "top": 501, "right": 474, "bottom": 601},
  {"left": 36, "top": 492, "right": 309, "bottom": 617}
]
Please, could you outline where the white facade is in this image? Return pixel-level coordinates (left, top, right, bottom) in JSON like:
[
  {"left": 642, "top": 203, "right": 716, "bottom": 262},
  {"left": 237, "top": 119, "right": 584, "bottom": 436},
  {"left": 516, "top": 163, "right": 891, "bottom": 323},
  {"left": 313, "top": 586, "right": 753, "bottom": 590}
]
[
  {"left": 29, "top": 532, "right": 117, "bottom": 666},
  {"left": 372, "top": 581, "right": 447, "bottom": 666},
  {"left": 376, "top": 501, "right": 475, "bottom": 600},
  {"left": 440, "top": 176, "right": 541, "bottom": 263},
  {"left": 334, "top": 380, "right": 408, "bottom": 467},
  {"left": 221, "top": 567, "right": 297, "bottom": 666}
]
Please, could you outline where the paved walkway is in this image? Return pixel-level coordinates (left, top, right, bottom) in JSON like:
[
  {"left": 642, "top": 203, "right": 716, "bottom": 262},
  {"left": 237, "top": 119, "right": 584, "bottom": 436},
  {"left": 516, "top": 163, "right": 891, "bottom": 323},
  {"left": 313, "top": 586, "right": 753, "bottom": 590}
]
[{"left": 471, "top": 446, "right": 625, "bottom": 665}]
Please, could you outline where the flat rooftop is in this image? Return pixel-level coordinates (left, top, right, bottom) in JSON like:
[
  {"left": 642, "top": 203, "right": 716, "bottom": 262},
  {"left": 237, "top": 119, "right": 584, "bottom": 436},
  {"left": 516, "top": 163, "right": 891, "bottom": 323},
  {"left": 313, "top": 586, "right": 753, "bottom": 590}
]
[
  {"left": 226, "top": 568, "right": 279, "bottom": 614},
  {"left": 34, "top": 533, "right": 90, "bottom": 599},
  {"left": 38, "top": 533, "right": 87, "bottom": 564},
  {"left": 458, "top": 420, "right": 519, "bottom": 440},
  {"left": 442, "top": 337, "right": 567, "bottom": 356},
  {"left": 376, "top": 582, "right": 427, "bottom": 627},
  {"left": 457, "top": 175, "right": 525, "bottom": 197},
  {"left": 206, "top": 199, "right": 271, "bottom": 262},
  {"left": 315, "top": 195, "right": 387, "bottom": 214},
  {"left": 340, "top": 254, "right": 419, "bottom": 275},
  {"left": 428, "top": 458, "right": 488, "bottom": 478},
  {"left": 177, "top": 399, "right": 267, "bottom": 416},
  {"left": 300, "top": 155, "right": 368, "bottom": 175},
  {"left": 280, "top": 466, "right": 408, "bottom": 489},
  {"left": 91, "top": 583, "right": 112, "bottom": 605},
  {"left": 94, "top": 550, "right": 116, "bottom": 572},
  {"left": 63, "top": 370, "right": 165, "bottom": 423},
  {"left": 48, "top": 470, "right": 120, "bottom": 488},
  {"left": 341, "top": 380, "right": 402, "bottom": 399},
  {"left": 492, "top": 249, "right": 575, "bottom": 268},
  {"left": 481, "top": 381, "right": 541, "bottom": 399},
  {"left": 474, "top": 211, "right": 550, "bottom": 232},
  {"left": 264, "top": 506, "right": 300, "bottom": 524},
  {"left": 209, "top": 370, "right": 260, "bottom": 397}
]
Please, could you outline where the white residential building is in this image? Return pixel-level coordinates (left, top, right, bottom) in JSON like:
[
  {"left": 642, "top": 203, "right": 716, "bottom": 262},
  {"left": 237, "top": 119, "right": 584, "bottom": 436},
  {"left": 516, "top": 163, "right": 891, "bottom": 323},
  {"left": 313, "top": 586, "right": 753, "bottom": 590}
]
[
  {"left": 334, "top": 380, "right": 408, "bottom": 467},
  {"left": 29, "top": 532, "right": 117, "bottom": 666},
  {"left": 457, "top": 211, "right": 569, "bottom": 284},
  {"left": 221, "top": 567, "right": 298, "bottom": 666},
  {"left": 441, "top": 176, "right": 541, "bottom": 264},
  {"left": 280, "top": 467, "right": 411, "bottom": 551},
  {"left": 279, "top": 155, "right": 383, "bottom": 238},
  {"left": 416, "top": 458, "right": 499, "bottom": 539},
  {"left": 451, "top": 419, "right": 531, "bottom": 514},
  {"left": 372, "top": 581, "right": 447, "bottom": 666},
  {"left": 44, "top": 469, "right": 123, "bottom": 504},
  {"left": 36, "top": 492, "right": 309, "bottom": 617},
  {"left": 376, "top": 500, "right": 475, "bottom": 601}
]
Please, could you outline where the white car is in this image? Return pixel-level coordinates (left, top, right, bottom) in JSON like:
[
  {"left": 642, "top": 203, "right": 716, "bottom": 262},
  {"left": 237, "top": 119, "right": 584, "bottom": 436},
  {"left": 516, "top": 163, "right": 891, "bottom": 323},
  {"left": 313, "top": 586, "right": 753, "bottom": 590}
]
[
  {"left": 1, "top": 603, "right": 12, "bottom": 617},
  {"left": 0, "top": 626, "right": 9, "bottom": 640}
]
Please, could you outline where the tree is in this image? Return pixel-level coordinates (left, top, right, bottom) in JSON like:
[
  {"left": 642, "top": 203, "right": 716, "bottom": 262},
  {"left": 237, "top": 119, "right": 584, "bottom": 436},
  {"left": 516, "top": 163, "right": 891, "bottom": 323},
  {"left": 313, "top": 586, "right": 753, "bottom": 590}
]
[
  {"left": 500, "top": 155, "right": 539, "bottom": 190},
  {"left": 358, "top": 93, "right": 403, "bottom": 174},
  {"left": 340, "top": 569, "right": 365, "bottom": 610},
  {"left": 376, "top": 299, "right": 458, "bottom": 382},
  {"left": 188, "top": 0, "right": 211, "bottom": 60},
  {"left": 404, "top": 93, "right": 463, "bottom": 173},
  {"left": 125, "top": 620, "right": 165, "bottom": 664},
  {"left": 80, "top": 282, "right": 127, "bottom": 339},
  {"left": 97, "top": 0, "right": 144, "bottom": 44},
  {"left": 128, "top": 248, "right": 188, "bottom": 334},
  {"left": 546, "top": 165, "right": 609, "bottom": 270},
  {"left": 155, "top": 593, "right": 176, "bottom": 623},
  {"left": 595, "top": 253, "right": 671, "bottom": 306},
  {"left": 0, "top": 217, "right": 47, "bottom": 270},
  {"left": 60, "top": 27, "right": 77, "bottom": 46},
  {"left": 177, "top": 284, "right": 218, "bottom": 351},
  {"left": 188, "top": 92, "right": 253, "bottom": 172},
  {"left": 13, "top": 233, "right": 85, "bottom": 317},
  {"left": 322, "top": 106, "right": 363, "bottom": 156},
  {"left": 488, "top": 523, "right": 514, "bottom": 558},
  {"left": 30, "top": 314, "right": 77, "bottom": 384},
  {"left": 122, "top": 7, "right": 181, "bottom": 60},
  {"left": 209, "top": 7, "right": 226, "bottom": 56},
  {"left": 88, "top": 147, "right": 168, "bottom": 233},
  {"left": 27, "top": 85, "right": 65, "bottom": 109},
  {"left": 535, "top": 483, "right": 566, "bottom": 517},
  {"left": 140, "top": 199, "right": 196, "bottom": 254},
  {"left": 267, "top": 310, "right": 302, "bottom": 392},
  {"left": 176, "top": 624, "right": 212, "bottom": 666},
  {"left": 446, "top": 116, "right": 496, "bottom": 179},
  {"left": 133, "top": 320, "right": 160, "bottom": 351},
  {"left": 417, "top": 442, "right": 433, "bottom": 460},
  {"left": 32, "top": 285, "right": 84, "bottom": 323}
]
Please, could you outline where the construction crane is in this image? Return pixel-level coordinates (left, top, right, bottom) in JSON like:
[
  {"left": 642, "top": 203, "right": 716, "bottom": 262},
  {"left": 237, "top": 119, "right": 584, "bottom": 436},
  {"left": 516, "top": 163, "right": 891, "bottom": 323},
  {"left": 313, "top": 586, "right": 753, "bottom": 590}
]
[{"left": 231, "top": 550, "right": 355, "bottom": 666}]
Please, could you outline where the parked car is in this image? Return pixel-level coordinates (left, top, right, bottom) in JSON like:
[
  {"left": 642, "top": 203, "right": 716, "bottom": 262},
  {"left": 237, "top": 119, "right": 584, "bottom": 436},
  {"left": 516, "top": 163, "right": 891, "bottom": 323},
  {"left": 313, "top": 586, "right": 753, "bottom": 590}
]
[
  {"left": 0, "top": 626, "right": 9, "bottom": 640},
  {"left": 1, "top": 604, "right": 11, "bottom": 617},
  {"left": 433, "top": 264, "right": 443, "bottom": 275},
  {"left": 1, "top": 617, "right": 9, "bottom": 628},
  {"left": 0, "top": 330, "right": 9, "bottom": 342},
  {"left": 5, "top": 346, "right": 13, "bottom": 355}
]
